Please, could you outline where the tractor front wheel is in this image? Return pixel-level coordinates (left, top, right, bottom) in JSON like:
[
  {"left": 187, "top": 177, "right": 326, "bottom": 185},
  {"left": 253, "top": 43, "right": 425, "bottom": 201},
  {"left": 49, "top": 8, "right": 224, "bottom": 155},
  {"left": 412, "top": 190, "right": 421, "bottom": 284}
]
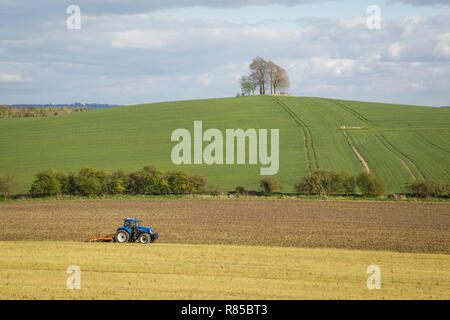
[
  {"left": 115, "top": 230, "right": 129, "bottom": 243},
  {"left": 138, "top": 233, "right": 151, "bottom": 244}
]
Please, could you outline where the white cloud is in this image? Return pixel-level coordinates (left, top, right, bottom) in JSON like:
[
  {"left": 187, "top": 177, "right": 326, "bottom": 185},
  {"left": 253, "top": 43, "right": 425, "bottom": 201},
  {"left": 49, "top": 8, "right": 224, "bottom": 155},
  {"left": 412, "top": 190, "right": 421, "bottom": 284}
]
[
  {"left": 400, "top": 16, "right": 426, "bottom": 36},
  {"left": 337, "top": 16, "right": 366, "bottom": 29},
  {"left": 434, "top": 33, "right": 450, "bottom": 58},
  {"left": 286, "top": 57, "right": 356, "bottom": 79},
  {"left": 388, "top": 43, "right": 404, "bottom": 59},
  {"left": 318, "top": 58, "right": 355, "bottom": 77},
  {"left": 110, "top": 29, "right": 180, "bottom": 49},
  {"left": 197, "top": 73, "right": 212, "bottom": 87},
  {"left": 0, "top": 72, "right": 29, "bottom": 82},
  {"left": 409, "top": 82, "right": 426, "bottom": 91},
  {"left": 386, "top": 0, "right": 450, "bottom": 6}
]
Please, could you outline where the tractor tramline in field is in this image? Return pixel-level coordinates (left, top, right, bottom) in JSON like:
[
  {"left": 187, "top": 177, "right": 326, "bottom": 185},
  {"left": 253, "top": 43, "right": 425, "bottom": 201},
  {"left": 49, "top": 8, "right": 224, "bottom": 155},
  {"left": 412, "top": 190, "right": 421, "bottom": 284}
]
[{"left": 88, "top": 218, "right": 160, "bottom": 244}]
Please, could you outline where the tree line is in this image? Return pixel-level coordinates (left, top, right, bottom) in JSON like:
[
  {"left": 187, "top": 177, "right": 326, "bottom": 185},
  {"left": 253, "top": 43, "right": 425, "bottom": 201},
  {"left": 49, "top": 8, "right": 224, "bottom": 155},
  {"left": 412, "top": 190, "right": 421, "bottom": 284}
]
[
  {"left": 0, "top": 167, "right": 448, "bottom": 200},
  {"left": 255, "top": 170, "right": 386, "bottom": 197},
  {"left": 256, "top": 170, "right": 448, "bottom": 198},
  {"left": 27, "top": 166, "right": 208, "bottom": 197},
  {"left": 239, "top": 57, "right": 290, "bottom": 96}
]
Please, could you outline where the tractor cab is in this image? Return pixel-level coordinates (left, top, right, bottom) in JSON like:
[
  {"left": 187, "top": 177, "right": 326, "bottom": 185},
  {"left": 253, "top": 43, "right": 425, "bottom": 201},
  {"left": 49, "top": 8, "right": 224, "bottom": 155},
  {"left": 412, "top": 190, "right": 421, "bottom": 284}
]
[{"left": 124, "top": 218, "right": 139, "bottom": 229}]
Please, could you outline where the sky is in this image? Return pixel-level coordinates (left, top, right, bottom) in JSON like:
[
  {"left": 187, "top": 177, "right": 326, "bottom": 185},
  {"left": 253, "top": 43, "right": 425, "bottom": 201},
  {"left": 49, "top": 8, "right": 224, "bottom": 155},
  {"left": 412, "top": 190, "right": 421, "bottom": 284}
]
[{"left": 0, "top": 0, "right": 449, "bottom": 106}]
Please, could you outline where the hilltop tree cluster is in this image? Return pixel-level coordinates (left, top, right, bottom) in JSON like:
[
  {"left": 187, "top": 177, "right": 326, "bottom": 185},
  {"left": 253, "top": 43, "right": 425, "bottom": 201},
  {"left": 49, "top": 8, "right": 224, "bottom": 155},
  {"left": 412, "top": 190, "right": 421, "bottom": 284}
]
[{"left": 239, "top": 57, "right": 290, "bottom": 96}]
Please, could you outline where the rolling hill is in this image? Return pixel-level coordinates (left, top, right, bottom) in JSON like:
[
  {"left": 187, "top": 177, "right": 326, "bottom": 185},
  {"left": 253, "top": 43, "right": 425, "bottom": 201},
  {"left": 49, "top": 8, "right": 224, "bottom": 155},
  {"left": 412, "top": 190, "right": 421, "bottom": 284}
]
[{"left": 0, "top": 96, "right": 449, "bottom": 194}]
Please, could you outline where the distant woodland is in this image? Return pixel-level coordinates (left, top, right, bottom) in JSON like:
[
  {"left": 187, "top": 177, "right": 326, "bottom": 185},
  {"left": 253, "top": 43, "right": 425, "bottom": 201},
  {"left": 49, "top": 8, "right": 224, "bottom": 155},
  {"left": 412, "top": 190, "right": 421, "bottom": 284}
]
[{"left": 0, "top": 105, "right": 93, "bottom": 118}]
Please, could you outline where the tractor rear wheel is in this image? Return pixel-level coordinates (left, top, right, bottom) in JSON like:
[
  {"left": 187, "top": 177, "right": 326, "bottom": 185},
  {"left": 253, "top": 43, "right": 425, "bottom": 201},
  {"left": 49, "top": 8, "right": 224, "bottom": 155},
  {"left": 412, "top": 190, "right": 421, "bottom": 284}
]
[
  {"left": 115, "top": 230, "right": 129, "bottom": 243},
  {"left": 138, "top": 233, "right": 151, "bottom": 244}
]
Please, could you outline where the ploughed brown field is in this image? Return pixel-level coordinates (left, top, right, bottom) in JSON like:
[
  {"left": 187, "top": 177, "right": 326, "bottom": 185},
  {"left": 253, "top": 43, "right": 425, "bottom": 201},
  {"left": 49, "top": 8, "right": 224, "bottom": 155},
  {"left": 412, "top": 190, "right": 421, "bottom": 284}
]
[{"left": 0, "top": 199, "right": 449, "bottom": 254}]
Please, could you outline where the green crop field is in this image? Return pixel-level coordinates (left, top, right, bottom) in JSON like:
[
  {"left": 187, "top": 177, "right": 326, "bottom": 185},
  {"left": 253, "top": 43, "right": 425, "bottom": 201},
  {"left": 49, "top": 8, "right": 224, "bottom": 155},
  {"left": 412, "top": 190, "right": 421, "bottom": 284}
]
[{"left": 0, "top": 96, "right": 449, "bottom": 193}]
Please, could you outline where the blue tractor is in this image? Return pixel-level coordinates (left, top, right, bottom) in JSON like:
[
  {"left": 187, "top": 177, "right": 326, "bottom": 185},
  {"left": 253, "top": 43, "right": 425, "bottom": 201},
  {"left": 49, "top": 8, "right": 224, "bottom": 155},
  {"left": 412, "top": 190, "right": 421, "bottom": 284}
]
[{"left": 115, "top": 218, "right": 160, "bottom": 244}]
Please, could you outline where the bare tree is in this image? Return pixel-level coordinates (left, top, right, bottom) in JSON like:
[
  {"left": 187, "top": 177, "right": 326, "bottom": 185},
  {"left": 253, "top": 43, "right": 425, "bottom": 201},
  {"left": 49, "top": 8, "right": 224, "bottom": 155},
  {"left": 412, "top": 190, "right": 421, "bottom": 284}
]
[
  {"left": 249, "top": 57, "right": 269, "bottom": 95},
  {"left": 273, "top": 64, "right": 290, "bottom": 95},
  {"left": 267, "top": 60, "right": 278, "bottom": 95}
]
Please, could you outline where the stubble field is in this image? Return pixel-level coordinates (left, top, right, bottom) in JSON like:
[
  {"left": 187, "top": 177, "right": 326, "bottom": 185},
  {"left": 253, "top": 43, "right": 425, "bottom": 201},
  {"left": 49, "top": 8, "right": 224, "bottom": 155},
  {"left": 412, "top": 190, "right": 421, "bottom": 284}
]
[{"left": 1, "top": 241, "right": 449, "bottom": 300}]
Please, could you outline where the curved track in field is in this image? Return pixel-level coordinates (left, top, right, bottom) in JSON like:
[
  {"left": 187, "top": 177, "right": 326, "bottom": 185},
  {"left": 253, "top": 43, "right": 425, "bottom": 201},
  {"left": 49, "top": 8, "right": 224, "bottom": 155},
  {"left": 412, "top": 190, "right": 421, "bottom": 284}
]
[
  {"left": 414, "top": 130, "right": 450, "bottom": 154},
  {"left": 342, "top": 130, "right": 370, "bottom": 173},
  {"left": 272, "top": 97, "right": 318, "bottom": 173},
  {"left": 375, "top": 133, "right": 426, "bottom": 180},
  {"left": 327, "top": 99, "right": 372, "bottom": 124}
]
